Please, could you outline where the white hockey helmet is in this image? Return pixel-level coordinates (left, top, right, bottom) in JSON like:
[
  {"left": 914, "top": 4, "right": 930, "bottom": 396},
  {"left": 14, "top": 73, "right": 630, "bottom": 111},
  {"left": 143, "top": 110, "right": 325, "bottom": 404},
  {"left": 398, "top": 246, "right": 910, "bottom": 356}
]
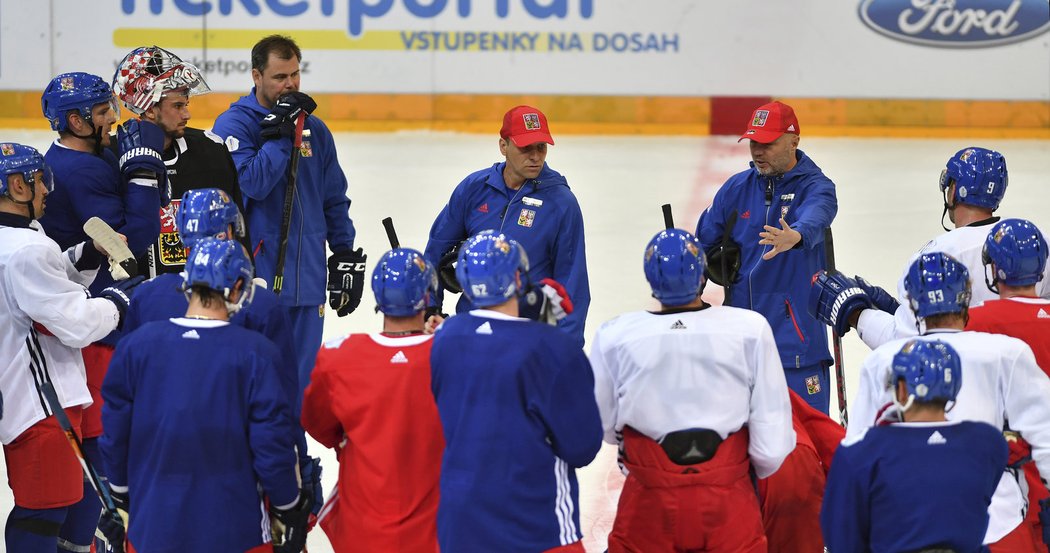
[{"left": 112, "top": 46, "right": 210, "bottom": 115}]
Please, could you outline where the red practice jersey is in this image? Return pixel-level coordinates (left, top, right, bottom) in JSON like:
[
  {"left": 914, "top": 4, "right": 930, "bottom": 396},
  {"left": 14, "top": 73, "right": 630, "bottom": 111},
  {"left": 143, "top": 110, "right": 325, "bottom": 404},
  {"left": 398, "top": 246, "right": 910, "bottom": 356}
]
[
  {"left": 302, "top": 333, "right": 444, "bottom": 553},
  {"left": 967, "top": 296, "right": 1050, "bottom": 376}
]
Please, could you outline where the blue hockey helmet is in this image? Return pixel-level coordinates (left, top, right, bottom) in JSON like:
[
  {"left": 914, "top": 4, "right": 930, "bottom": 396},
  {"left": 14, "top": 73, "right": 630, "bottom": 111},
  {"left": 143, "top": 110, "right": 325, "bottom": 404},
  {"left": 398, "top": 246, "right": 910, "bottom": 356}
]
[
  {"left": 41, "top": 72, "right": 116, "bottom": 132},
  {"left": 983, "top": 218, "right": 1048, "bottom": 289},
  {"left": 456, "top": 230, "right": 530, "bottom": 308},
  {"left": 643, "top": 228, "right": 706, "bottom": 306},
  {"left": 372, "top": 248, "right": 437, "bottom": 317},
  {"left": 939, "top": 147, "right": 1008, "bottom": 211},
  {"left": 182, "top": 238, "right": 255, "bottom": 314},
  {"left": 891, "top": 339, "right": 962, "bottom": 407},
  {"left": 903, "top": 252, "right": 971, "bottom": 320},
  {"left": 0, "top": 143, "right": 53, "bottom": 197},
  {"left": 175, "top": 188, "right": 246, "bottom": 248}
]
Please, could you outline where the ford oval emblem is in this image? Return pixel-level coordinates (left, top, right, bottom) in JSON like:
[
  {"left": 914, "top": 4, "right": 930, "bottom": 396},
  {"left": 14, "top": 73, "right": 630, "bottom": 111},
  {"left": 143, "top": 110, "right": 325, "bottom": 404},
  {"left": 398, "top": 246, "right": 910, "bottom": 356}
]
[{"left": 859, "top": 0, "right": 1050, "bottom": 48}]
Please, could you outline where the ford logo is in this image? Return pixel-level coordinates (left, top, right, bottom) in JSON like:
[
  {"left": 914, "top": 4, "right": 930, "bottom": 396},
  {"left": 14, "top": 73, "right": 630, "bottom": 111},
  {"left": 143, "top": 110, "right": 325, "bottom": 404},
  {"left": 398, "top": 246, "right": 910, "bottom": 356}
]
[{"left": 859, "top": 0, "right": 1050, "bottom": 47}]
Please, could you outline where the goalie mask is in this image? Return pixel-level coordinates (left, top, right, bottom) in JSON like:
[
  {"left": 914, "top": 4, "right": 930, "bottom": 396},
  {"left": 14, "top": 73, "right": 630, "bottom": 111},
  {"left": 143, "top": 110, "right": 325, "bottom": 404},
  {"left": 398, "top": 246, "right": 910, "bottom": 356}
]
[
  {"left": 182, "top": 238, "right": 255, "bottom": 315},
  {"left": 112, "top": 46, "right": 210, "bottom": 115},
  {"left": 983, "top": 218, "right": 1048, "bottom": 291},
  {"left": 890, "top": 339, "right": 962, "bottom": 414},
  {"left": 372, "top": 248, "right": 437, "bottom": 317},
  {"left": 456, "top": 230, "right": 530, "bottom": 308},
  {"left": 176, "top": 188, "right": 246, "bottom": 248},
  {"left": 643, "top": 228, "right": 706, "bottom": 307}
]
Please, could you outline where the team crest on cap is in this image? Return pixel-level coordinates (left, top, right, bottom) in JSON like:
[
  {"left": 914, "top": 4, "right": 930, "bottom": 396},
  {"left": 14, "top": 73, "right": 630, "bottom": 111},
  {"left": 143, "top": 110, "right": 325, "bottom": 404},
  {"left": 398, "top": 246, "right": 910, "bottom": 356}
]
[
  {"left": 685, "top": 241, "right": 700, "bottom": 257},
  {"left": 522, "top": 113, "right": 541, "bottom": 130},
  {"left": 517, "top": 208, "right": 536, "bottom": 228},
  {"left": 1, "top": 144, "right": 14, "bottom": 156},
  {"left": 752, "top": 110, "right": 769, "bottom": 127},
  {"left": 412, "top": 257, "right": 427, "bottom": 272},
  {"left": 494, "top": 239, "right": 512, "bottom": 254},
  {"left": 645, "top": 245, "right": 656, "bottom": 262},
  {"left": 959, "top": 148, "right": 974, "bottom": 161},
  {"left": 60, "top": 76, "right": 75, "bottom": 91}
]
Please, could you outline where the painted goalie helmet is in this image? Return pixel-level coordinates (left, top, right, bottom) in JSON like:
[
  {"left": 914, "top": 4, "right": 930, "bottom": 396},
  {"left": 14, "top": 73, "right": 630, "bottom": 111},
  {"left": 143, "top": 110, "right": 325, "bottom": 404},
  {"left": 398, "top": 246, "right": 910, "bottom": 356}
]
[{"left": 112, "top": 46, "right": 210, "bottom": 115}]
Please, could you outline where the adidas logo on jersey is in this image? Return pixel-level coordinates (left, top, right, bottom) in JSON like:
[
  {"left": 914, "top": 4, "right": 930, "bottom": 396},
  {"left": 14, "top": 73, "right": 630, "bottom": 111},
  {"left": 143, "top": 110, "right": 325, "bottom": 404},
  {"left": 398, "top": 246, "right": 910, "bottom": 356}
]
[
  {"left": 390, "top": 350, "right": 409, "bottom": 364},
  {"left": 478, "top": 203, "right": 489, "bottom": 213},
  {"left": 670, "top": 320, "right": 687, "bottom": 330},
  {"left": 927, "top": 431, "right": 947, "bottom": 445},
  {"left": 1038, "top": 308, "right": 1050, "bottom": 319},
  {"left": 181, "top": 329, "right": 200, "bottom": 340},
  {"left": 476, "top": 321, "right": 493, "bottom": 335}
]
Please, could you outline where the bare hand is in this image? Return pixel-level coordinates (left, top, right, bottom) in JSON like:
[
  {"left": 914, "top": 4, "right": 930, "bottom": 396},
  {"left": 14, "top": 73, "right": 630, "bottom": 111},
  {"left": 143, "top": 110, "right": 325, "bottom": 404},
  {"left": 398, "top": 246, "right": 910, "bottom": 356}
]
[
  {"left": 759, "top": 218, "right": 801, "bottom": 260},
  {"left": 424, "top": 314, "right": 445, "bottom": 334}
]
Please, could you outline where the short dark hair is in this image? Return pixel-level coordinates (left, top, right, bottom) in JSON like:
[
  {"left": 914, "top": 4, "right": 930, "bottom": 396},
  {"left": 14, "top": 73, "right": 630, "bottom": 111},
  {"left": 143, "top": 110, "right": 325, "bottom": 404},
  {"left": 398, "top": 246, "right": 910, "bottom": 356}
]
[
  {"left": 251, "top": 35, "right": 302, "bottom": 72},
  {"left": 190, "top": 284, "right": 225, "bottom": 308}
]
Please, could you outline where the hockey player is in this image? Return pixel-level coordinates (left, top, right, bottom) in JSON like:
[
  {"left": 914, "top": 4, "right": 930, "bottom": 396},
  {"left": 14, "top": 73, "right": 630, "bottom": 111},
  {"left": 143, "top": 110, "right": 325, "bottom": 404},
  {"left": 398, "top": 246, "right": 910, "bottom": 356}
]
[
  {"left": 812, "top": 252, "right": 1050, "bottom": 550},
  {"left": 429, "top": 230, "right": 602, "bottom": 552},
  {"left": 100, "top": 238, "right": 310, "bottom": 553},
  {"left": 36, "top": 72, "right": 166, "bottom": 552},
  {"left": 213, "top": 34, "right": 366, "bottom": 399},
  {"left": 695, "top": 101, "right": 838, "bottom": 414},
  {"left": 812, "top": 147, "right": 1050, "bottom": 350},
  {"left": 821, "top": 339, "right": 1008, "bottom": 552},
  {"left": 967, "top": 218, "right": 1050, "bottom": 548},
  {"left": 111, "top": 45, "right": 251, "bottom": 276},
  {"left": 0, "top": 143, "right": 139, "bottom": 552},
  {"left": 302, "top": 248, "right": 444, "bottom": 552},
  {"left": 423, "top": 105, "right": 590, "bottom": 347},
  {"left": 590, "top": 228, "right": 794, "bottom": 552}
]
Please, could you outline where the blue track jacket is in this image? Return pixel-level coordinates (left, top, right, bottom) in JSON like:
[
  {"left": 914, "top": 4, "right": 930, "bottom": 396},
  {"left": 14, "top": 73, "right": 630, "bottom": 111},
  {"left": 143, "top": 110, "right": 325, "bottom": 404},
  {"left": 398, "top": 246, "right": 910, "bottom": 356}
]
[
  {"left": 213, "top": 90, "right": 355, "bottom": 306},
  {"left": 425, "top": 163, "right": 590, "bottom": 347},
  {"left": 697, "top": 150, "right": 837, "bottom": 369}
]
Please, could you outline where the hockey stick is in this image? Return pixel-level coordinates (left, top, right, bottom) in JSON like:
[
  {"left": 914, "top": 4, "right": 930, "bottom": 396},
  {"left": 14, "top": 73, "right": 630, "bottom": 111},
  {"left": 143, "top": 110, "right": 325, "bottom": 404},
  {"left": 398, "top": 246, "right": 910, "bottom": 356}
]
[
  {"left": 382, "top": 217, "right": 400, "bottom": 248},
  {"left": 721, "top": 210, "right": 739, "bottom": 305},
  {"left": 38, "top": 381, "right": 125, "bottom": 552},
  {"left": 824, "top": 227, "right": 849, "bottom": 428},
  {"left": 272, "top": 113, "right": 308, "bottom": 295},
  {"left": 83, "top": 217, "right": 138, "bottom": 280},
  {"left": 661, "top": 204, "right": 674, "bottom": 229}
]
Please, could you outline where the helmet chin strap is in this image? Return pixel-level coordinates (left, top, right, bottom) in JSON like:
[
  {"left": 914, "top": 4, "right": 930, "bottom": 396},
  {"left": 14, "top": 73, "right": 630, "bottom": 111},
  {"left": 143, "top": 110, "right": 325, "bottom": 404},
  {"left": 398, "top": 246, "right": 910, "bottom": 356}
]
[
  {"left": 10, "top": 179, "right": 38, "bottom": 220},
  {"left": 940, "top": 187, "right": 953, "bottom": 233},
  {"left": 68, "top": 113, "right": 104, "bottom": 155}
]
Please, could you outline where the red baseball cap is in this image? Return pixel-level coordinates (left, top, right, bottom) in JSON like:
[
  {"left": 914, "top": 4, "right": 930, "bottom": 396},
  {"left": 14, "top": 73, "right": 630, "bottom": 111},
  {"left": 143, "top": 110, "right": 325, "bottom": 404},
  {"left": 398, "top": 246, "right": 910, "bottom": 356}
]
[
  {"left": 738, "top": 101, "right": 800, "bottom": 144},
  {"left": 500, "top": 105, "right": 555, "bottom": 147}
]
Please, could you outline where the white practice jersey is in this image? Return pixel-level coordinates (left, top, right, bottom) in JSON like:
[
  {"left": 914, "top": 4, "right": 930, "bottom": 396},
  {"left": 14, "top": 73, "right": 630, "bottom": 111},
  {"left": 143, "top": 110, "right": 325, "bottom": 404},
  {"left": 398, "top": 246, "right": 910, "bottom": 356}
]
[
  {"left": 856, "top": 222, "right": 1050, "bottom": 350},
  {"left": 590, "top": 305, "right": 796, "bottom": 479},
  {"left": 846, "top": 328, "right": 1050, "bottom": 543},
  {"left": 0, "top": 221, "right": 121, "bottom": 444}
]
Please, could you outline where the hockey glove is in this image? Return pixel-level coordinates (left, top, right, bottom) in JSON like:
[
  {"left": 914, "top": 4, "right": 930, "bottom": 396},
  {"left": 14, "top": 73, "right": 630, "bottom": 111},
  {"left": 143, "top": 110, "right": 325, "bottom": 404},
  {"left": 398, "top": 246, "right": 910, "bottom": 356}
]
[
  {"left": 117, "top": 119, "right": 170, "bottom": 205},
  {"left": 520, "top": 278, "right": 574, "bottom": 326},
  {"left": 300, "top": 456, "right": 324, "bottom": 518},
  {"left": 98, "top": 276, "right": 146, "bottom": 328},
  {"left": 704, "top": 241, "right": 742, "bottom": 288},
  {"left": 808, "top": 271, "right": 873, "bottom": 336},
  {"left": 261, "top": 92, "right": 318, "bottom": 141},
  {"left": 438, "top": 242, "right": 464, "bottom": 294},
  {"left": 270, "top": 493, "right": 312, "bottom": 553},
  {"left": 95, "top": 489, "right": 128, "bottom": 553},
  {"left": 327, "top": 248, "right": 367, "bottom": 317},
  {"left": 855, "top": 275, "right": 900, "bottom": 315}
]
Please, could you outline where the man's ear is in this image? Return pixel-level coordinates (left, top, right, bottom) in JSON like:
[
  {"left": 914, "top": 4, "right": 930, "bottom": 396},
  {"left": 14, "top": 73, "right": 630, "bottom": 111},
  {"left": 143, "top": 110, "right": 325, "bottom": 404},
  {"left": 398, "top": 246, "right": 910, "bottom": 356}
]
[{"left": 499, "top": 138, "right": 508, "bottom": 157}]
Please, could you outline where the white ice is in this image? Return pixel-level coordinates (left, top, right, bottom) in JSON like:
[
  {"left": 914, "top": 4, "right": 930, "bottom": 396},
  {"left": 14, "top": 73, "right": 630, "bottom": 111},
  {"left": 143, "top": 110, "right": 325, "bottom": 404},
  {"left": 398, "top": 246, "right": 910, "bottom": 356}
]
[{"left": 1, "top": 130, "right": 1047, "bottom": 552}]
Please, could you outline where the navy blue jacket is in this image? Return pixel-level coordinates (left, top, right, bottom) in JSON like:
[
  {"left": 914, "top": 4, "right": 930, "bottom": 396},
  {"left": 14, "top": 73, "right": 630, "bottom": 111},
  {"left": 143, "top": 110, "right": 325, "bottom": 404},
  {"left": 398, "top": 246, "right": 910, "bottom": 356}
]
[
  {"left": 697, "top": 150, "right": 837, "bottom": 369},
  {"left": 425, "top": 163, "right": 589, "bottom": 347},
  {"left": 213, "top": 90, "right": 355, "bottom": 306}
]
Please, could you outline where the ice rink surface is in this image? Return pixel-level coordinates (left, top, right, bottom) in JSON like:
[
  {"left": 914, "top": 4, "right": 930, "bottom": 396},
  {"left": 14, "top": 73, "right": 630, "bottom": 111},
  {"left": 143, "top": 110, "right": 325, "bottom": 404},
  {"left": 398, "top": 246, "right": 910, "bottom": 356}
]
[{"left": 1, "top": 129, "right": 1048, "bottom": 551}]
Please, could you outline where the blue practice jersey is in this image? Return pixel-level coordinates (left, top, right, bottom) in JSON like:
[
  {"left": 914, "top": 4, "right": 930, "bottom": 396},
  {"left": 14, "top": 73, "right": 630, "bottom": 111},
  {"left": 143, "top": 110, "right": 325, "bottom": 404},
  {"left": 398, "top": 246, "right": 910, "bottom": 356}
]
[
  {"left": 100, "top": 319, "right": 299, "bottom": 553},
  {"left": 822, "top": 420, "right": 1007, "bottom": 553},
  {"left": 430, "top": 310, "right": 602, "bottom": 552}
]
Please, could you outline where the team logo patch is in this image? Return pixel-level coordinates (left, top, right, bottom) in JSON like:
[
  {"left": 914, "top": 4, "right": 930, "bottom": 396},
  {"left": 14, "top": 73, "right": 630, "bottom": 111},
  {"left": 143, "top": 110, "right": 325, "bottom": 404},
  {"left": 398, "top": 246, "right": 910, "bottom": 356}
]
[
  {"left": 0, "top": 143, "right": 13, "bottom": 156},
  {"left": 319, "top": 304, "right": 325, "bottom": 317},
  {"left": 60, "top": 76, "right": 75, "bottom": 91},
  {"left": 522, "top": 113, "right": 541, "bottom": 130},
  {"left": 781, "top": 205, "right": 790, "bottom": 218},
  {"left": 299, "top": 141, "right": 313, "bottom": 157},
  {"left": 751, "top": 110, "right": 769, "bottom": 127},
  {"left": 158, "top": 199, "right": 187, "bottom": 267},
  {"left": 805, "top": 375, "right": 821, "bottom": 395},
  {"left": 517, "top": 208, "right": 536, "bottom": 228}
]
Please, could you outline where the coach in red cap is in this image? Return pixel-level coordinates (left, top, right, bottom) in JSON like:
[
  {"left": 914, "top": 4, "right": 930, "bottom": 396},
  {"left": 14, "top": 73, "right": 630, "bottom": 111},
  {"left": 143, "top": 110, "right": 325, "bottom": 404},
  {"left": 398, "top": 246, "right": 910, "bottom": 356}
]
[
  {"left": 423, "top": 105, "right": 590, "bottom": 348},
  {"left": 695, "top": 99, "right": 839, "bottom": 551}
]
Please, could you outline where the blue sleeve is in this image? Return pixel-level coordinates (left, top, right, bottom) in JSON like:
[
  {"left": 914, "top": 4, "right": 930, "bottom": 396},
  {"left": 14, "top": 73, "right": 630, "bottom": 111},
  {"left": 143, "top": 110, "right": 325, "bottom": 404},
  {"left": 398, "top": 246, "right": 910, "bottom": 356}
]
[
  {"left": 70, "top": 163, "right": 160, "bottom": 256},
  {"left": 315, "top": 122, "right": 355, "bottom": 252},
  {"left": 696, "top": 182, "right": 732, "bottom": 251},
  {"left": 213, "top": 109, "right": 293, "bottom": 201},
  {"left": 247, "top": 344, "right": 300, "bottom": 507},
  {"left": 792, "top": 176, "right": 837, "bottom": 251},
  {"left": 552, "top": 194, "right": 589, "bottom": 348},
  {"left": 424, "top": 179, "right": 472, "bottom": 309},
  {"left": 820, "top": 445, "right": 869, "bottom": 552},
  {"left": 99, "top": 339, "right": 135, "bottom": 488},
  {"left": 533, "top": 334, "right": 603, "bottom": 467}
]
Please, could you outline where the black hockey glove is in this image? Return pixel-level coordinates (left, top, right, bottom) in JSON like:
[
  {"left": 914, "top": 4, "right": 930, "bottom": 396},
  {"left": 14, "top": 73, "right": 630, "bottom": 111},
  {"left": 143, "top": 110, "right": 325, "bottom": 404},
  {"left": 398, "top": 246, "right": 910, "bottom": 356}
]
[
  {"left": 704, "top": 241, "right": 741, "bottom": 288},
  {"left": 117, "top": 119, "right": 170, "bottom": 205},
  {"left": 437, "top": 241, "right": 464, "bottom": 294},
  {"left": 98, "top": 276, "right": 146, "bottom": 328},
  {"left": 95, "top": 489, "right": 128, "bottom": 553},
  {"left": 327, "top": 248, "right": 367, "bottom": 317},
  {"left": 300, "top": 456, "right": 324, "bottom": 517},
  {"left": 520, "top": 278, "right": 574, "bottom": 326},
  {"left": 270, "top": 493, "right": 311, "bottom": 553},
  {"left": 260, "top": 92, "right": 317, "bottom": 141}
]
